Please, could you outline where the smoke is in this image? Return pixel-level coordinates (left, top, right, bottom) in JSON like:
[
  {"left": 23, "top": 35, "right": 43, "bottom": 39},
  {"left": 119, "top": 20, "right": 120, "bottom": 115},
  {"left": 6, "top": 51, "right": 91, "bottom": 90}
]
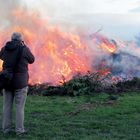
[
  {"left": 135, "top": 33, "right": 140, "bottom": 46},
  {"left": 0, "top": 0, "right": 20, "bottom": 16},
  {"left": 0, "top": 0, "right": 21, "bottom": 27}
]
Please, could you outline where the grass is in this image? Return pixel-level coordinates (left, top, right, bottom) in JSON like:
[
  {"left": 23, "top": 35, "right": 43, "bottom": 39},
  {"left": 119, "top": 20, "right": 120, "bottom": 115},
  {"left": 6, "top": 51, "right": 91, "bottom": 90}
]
[{"left": 0, "top": 92, "right": 140, "bottom": 139}]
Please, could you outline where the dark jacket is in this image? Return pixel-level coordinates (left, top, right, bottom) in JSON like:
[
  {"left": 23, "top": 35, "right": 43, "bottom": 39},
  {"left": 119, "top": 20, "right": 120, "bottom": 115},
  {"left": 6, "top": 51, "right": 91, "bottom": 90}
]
[{"left": 0, "top": 40, "right": 35, "bottom": 89}]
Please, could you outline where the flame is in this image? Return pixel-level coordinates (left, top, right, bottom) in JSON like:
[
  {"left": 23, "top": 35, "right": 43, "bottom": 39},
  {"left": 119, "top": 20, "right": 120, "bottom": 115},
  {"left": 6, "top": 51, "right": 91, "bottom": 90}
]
[
  {"left": 100, "top": 43, "right": 116, "bottom": 53},
  {"left": 0, "top": 9, "right": 93, "bottom": 84},
  {"left": 1, "top": 8, "right": 138, "bottom": 85},
  {"left": 0, "top": 60, "right": 3, "bottom": 71},
  {"left": 91, "top": 33, "right": 117, "bottom": 53}
]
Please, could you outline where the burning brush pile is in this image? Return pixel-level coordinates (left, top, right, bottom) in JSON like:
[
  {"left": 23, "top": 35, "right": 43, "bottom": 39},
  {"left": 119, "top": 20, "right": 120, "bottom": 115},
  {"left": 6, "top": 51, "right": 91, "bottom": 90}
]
[
  {"left": 1, "top": 4, "right": 140, "bottom": 95},
  {"left": 28, "top": 72, "right": 140, "bottom": 96}
]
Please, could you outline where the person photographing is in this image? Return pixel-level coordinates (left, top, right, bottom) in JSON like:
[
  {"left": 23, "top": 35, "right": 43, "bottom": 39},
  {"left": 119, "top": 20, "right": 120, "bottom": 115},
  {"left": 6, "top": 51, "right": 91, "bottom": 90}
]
[{"left": 0, "top": 32, "right": 35, "bottom": 136}]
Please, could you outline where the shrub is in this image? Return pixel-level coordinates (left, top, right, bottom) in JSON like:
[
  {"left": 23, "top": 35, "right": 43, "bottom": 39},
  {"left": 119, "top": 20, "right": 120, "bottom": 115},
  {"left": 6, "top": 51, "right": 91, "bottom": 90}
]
[{"left": 28, "top": 73, "right": 140, "bottom": 96}]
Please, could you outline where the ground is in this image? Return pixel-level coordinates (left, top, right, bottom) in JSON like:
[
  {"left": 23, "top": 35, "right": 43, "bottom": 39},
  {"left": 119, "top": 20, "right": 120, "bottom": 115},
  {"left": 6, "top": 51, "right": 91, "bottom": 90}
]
[{"left": 0, "top": 92, "right": 140, "bottom": 140}]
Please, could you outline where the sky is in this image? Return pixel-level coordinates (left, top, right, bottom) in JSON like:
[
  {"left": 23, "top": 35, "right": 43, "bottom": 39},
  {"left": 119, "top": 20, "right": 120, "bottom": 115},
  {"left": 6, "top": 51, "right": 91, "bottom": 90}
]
[
  {"left": 23, "top": 0, "right": 140, "bottom": 40},
  {"left": 1, "top": 0, "right": 140, "bottom": 40},
  {"left": 24, "top": 0, "right": 140, "bottom": 14}
]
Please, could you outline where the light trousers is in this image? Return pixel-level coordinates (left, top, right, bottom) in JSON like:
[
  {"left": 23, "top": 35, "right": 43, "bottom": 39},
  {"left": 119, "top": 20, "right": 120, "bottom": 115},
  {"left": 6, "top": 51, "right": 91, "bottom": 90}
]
[{"left": 2, "top": 87, "right": 28, "bottom": 134}]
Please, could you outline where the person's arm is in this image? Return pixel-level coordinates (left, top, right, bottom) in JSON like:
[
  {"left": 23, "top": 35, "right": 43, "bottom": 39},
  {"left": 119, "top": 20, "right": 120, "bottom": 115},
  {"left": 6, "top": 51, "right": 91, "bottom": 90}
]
[{"left": 24, "top": 46, "right": 35, "bottom": 64}]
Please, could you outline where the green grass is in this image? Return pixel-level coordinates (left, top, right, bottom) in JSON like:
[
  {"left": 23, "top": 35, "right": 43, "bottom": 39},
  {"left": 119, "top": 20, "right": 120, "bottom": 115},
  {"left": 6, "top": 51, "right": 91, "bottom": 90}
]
[{"left": 0, "top": 93, "right": 140, "bottom": 139}]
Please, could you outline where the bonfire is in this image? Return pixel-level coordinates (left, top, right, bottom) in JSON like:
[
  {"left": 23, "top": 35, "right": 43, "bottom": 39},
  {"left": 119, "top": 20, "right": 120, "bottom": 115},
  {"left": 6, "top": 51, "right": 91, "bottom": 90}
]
[{"left": 0, "top": 8, "right": 140, "bottom": 86}]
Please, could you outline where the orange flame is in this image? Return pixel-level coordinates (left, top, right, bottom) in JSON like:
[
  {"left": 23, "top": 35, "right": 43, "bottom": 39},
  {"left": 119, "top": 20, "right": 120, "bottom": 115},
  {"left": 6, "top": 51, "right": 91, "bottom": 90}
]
[
  {"left": 0, "top": 9, "right": 119, "bottom": 84},
  {"left": 100, "top": 42, "right": 116, "bottom": 53},
  {"left": 0, "top": 60, "right": 3, "bottom": 72},
  {"left": 0, "top": 9, "right": 93, "bottom": 85},
  {"left": 92, "top": 33, "right": 117, "bottom": 53}
]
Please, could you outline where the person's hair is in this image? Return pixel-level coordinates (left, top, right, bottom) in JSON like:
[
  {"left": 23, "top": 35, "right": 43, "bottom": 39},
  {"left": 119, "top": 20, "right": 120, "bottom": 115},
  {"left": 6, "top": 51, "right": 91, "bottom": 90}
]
[{"left": 11, "top": 32, "right": 22, "bottom": 41}]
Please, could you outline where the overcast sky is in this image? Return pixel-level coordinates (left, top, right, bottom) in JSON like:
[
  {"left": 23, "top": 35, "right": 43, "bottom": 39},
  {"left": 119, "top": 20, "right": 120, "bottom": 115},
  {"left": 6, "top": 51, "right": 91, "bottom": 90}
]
[
  {"left": 24, "top": 0, "right": 140, "bottom": 14},
  {"left": 20, "top": 0, "right": 140, "bottom": 40}
]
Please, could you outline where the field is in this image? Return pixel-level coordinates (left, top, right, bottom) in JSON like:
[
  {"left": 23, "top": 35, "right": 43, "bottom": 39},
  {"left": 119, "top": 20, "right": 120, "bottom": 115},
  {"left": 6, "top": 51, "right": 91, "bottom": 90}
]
[{"left": 0, "top": 92, "right": 140, "bottom": 140}]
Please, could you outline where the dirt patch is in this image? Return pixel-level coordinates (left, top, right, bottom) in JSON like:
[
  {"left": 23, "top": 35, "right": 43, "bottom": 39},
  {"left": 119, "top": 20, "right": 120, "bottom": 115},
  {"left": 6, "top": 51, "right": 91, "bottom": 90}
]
[{"left": 66, "top": 100, "right": 117, "bottom": 116}]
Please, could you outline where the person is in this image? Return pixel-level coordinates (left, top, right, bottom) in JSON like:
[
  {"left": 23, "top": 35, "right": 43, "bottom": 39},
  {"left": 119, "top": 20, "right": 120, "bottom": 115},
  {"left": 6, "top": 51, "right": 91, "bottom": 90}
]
[{"left": 0, "top": 32, "right": 35, "bottom": 136}]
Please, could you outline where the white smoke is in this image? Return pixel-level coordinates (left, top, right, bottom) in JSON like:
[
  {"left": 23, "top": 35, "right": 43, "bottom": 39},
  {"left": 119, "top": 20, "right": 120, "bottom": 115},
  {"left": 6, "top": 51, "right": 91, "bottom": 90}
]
[{"left": 0, "top": 0, "right": 21, "bottom": 27}]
